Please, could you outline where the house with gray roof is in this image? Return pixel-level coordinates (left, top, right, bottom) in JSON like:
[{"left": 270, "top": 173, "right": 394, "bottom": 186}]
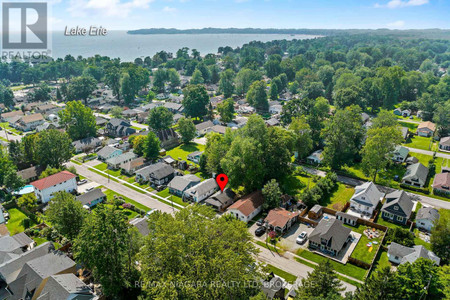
[
  {"left": 187, "top": 151, "right": 203, "bottom": 164},
  {"left": 335, "top": 212, "right": 358, "bottom": 226},
  {"left": 135, "top": 162, "right": 175, "bottom": 185},
  {"left": 105, "top": 152, "right": 137, "bottom": 169},
  {"left": 129, "top": 218, "right": 150, "bottom": 236},
  {"left": 402, "top": 163, "right": 429, "bottom": 188},
  {"left": 76, "top": 189, "right": 106, "bottom": 209},
  {"left": 381, "top": 190, "right": 414, "bottom": 225},
  {"left": 163, "top": 102, "right": 184, "bottom": 113},
  {"left": 349, "top": 181, "right": 384, "bottom": 217},
  {"left": 416, "top": 207, "right": 440, "bottom": 232},
  {"left": 36, "top": 273, "right": 96, "bottom": 300},
  {"left": 0, "top": 233, "right": 34, "bottom": 264},
  {"left": 392, "top": 145, "right": 409, "bottom": 163},
  {"left": 183, "top": 178, "right": 218, "bottom": 203},
  {"left": 195, "top": 120, "right": 214, "bottom": 136},
  {"left": 439, "top": 136, "right": 450, "bottom": 152},
  {"left": 72, "top": 137, "right": 102, "bottom": 154},
  {"left": 105, "top": 118, "right": 136, "bottom": 137},
  {"left": 120, "top": 157, "right": 146, "bottom": 175},
  {"left": 97, "top": 146, "right": 122, "bottom": 161},
  {"left": 168, "top": 175, "right": 201, "bottom": 197},
  {"left": 387, "top": 242, "right": 440, "bottom": 265},
  {"left": 204, "top": 189, "right": 236, "bottom": 212},
  {"left": 308, "top": 218, "right": 352, "bottom": 257}
]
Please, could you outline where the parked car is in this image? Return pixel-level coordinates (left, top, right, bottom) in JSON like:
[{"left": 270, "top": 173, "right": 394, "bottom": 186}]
[
  {"left": 256, "top": 218, "right": 264, "bottom": 226},
  {"left": 296, "top": 231, "right": 308, "bottom": 244},
  {"left": 86, "top": 186, "right": 95, "bottom": 192},
  {"left": 77, "top": 179, "right": 88, "bottom": 185},
  {"left": 145, "top": 209, "right": 158, "bottom": 218},
  {"left": 255, "top": 226, "right": 266, "bottom": 237},
  {"left": 156, "top": 185, "right": 166, "bottom": 192}
]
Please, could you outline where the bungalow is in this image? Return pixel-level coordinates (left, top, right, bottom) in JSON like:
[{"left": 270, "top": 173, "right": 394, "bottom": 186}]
[
  {"left": 264, "top": 208, "right": 299, "bottom": 234},
  {"left": 392, "top": 145, "right": 409, "bottom": 163},
  {"left": 173, "top": 113, "right": 183, "bottom": 124},
  {"left": 416, "top": 121, "right": 436, "bottom": 137},
  {"left": 261, "top": 274, "right": 285, "bottom": 300},
  {"left": 167, "top": 174, "right": 201, "bottom": 197},
  {"left": 227, "top": 191, "right": 264, "bottom": 223},
  {"left": 439, "top": 136, "right": 450, "bottom": 152},
  {"left": 265, "top": 118, "right": 280, "bottom": 127},
  {"left": 306, "top": 150, "right": 323, "bottom": 164},
  {"left": 269, "top": 104, "right": 282, "bottom": 115},
  {"left": 31, "top": 171, "right": 77, "bottom": 203},
  {"left": 349, "top": 181, "right": 384, "bottom": 217},
  {"left": 1, "top": 110, "right": 24, "bottom": 122},
  {"left": 381, "top": 190, "right": 414, "bottom": 225},
  {"left": 106, "top": 152, "right": 137, "bottom": 169},
  {"left": 227, "top": 116, "right": 248, "bottom": 129},
  {"left": 105, "top": 118, "right": 136, "bottom": 137},
  {"left": 387, "top": 242, "right": 440, "bottom": 265},
  {"left": 14, "top": 113, "right": 44, "bottom": 131},
  {"left": 416, "top": 207, "right": 440, "bottom": 232},
  {"left": 211, "top": 125, "right": 227, "bottom": 135},
  {"left": 195, "top": 120, "right": 214, "bottom": 136},
  {"left": 163, "top": 102, "right": 184, "bottom": 113},
  {"left": 72, "top": 137, "right": 102, "bottom": 153},
  {"left": 35, "top": 103, "right": 57, "bottom": 114},
  {"left": 187, "top": 151, "right": 203, "bottom": 164},
  {"left": 95, "top": 116, "right": 108, "bottom": 127},
  {"left": 76, "top": 189, "right": 106, "bottom": 209},
  {"left": 135, "top": 162, "right": 175, "bottom": 185},
  {"left": 17, "top": 166, "right": 43, "bottom": 183},
  {"left": 432, "top": 172, "right": 450, "bottom": 197},
  {"left": 183, "top": 178, "right": 218, "bottom": 203},
  {"left": 122, "top": 109, "right": 139, "bottom": 118},
  {"left": 308, "top": 218, "right": 352, "bottom": 257},
  {"left": 204, "top": 188, "right": 236, "bottom": 212},
  {"left": 402, "top": 163, "right": 429, "bottom": 188},
  {"left": 157, "top": 128, "right": 180, "bottom": 149},
  {"left": 97, "top": 146, "right": 123, "bottom": 161},
  {"left": 120, "top": 157, "right": 146, "bottom": 175},
  {"left": 393, "top": 108, "right": 411, "bottom": 117},
  {"left": 335, "top": 212, "right": 358, "bottom": 226}
]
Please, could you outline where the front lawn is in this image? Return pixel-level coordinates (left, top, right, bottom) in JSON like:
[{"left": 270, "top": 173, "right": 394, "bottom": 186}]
[
  {"left": 93, "top": 163, "right": 122, "bottom": 177},
  {"left": 296, "top": 249, "right": 367, "bottom": 281},
  {"left": 166, "top": 143, "right": 205, "bottom": 165},
  {"left": 398, "top": 121, "right": 418, "bottom": 131},
  {"left": 103, "top": 189, "right": 150, "bottom": 211},
  {"left": 403, "top": 135, "right": 436, "bottom": 151},
  {"left": 6, "top": 208, "right": 36, "bottom": 235},
  {"left": 265, "top": 264, "right": 297, "bottom": 283},
  {"left": 156, "top": 188, "right": 187, "bottom": 207}
]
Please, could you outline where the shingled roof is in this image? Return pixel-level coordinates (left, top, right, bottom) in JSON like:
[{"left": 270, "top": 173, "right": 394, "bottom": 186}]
[{"left": 31, "top": 171, "right": 76, "bottom": 190}]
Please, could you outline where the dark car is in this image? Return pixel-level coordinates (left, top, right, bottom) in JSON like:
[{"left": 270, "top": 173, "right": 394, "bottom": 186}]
[
  {"left": 255, "top": 226, "right": 266, "bottom": 237},
  {"left": 256, "top": 218, "right": 264, "bottom": 226}
]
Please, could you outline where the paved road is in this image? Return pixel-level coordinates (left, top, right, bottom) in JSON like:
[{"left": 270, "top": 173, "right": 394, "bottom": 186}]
[
  {"left": 255, "top": 244, "right": 357, "bottom": 294},
  {"left": 397, "top": 119, "right": 420, "bottom": 124},
  {"left": 67, "top": 162, "right": 177, "bottom": 214},
  {"left": 407, "top": 147, "right": 450, "bottom": 159},
  {"left": 301, "top": 166, "right": 450, "bottom": 210},
  {"left": 0, "top": 129, "right": 23, "bottom": 142}
]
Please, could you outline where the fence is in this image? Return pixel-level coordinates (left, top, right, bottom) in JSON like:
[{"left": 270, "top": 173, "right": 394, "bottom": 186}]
[{"left": 347, "top": 257, "right": 371, "bottom": 269}]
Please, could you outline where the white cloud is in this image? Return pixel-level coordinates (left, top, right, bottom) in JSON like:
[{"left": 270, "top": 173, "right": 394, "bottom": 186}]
[
  {"left": 386, "top": 20, "right": 405, "bottom": 28},
  {"left": 67, "top": 0, "right": 154, "bottom": 18},
  {"left": 375, "top": 0, "right": 429, "bottom": 8},
  {"left": 163, "top": 6, "right": 176, "bottom": 12}
]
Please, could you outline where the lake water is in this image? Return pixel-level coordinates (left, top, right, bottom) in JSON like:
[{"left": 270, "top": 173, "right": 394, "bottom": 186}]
[{"left": 49, "top": 31, "right": 318, "bottom": 61}]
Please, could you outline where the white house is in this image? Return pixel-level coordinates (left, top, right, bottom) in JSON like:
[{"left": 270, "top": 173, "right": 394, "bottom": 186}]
[
  {"left": 269, "top": 104, "right": 283, "bottom": 115},
  {"left": 349, "top": 182, "right": 384, "bottom": 217},
  {"left": 387, "top": 242, "right": 440, "bottom": 265},
  {"left": 97, "top": 146, "right": 123, "bottom": 161},
  {"left": 187, "top": 151, "right": 203, "bottom": 164},
  {"left": 31, "top": 171, "right": 77, "bottom": 203},
  {"left": 14, "top": 113, "right": 45, "bottom": 132},
  {"left": 227, "top": 191, "right": 264, "bottom": 223},
  {"left": 306, "top": 150, "right": 323, "bottom": 164},
  {"left": 416, "top": 207, "right": 440, "bottom": 232},
  {"left": 195, "top": 120, "right": 214, "bottom": 136},
  {"left": 183, "top": 178, "right": 218, "bottom": 203}
]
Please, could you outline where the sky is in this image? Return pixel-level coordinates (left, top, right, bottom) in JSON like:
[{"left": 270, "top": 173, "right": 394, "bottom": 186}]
[{"left": 41, "top": 0, "right": 450, "bottom": 30}]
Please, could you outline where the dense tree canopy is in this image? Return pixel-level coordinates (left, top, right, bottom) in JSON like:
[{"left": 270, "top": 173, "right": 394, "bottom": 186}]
[{"left": 58, "top": 101, "right": 97, "bottom": 141}]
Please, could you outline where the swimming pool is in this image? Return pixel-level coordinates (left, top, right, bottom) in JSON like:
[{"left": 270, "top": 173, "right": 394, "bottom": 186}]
[{"left": 14, "top": 185, "right": 35, "bottom": 195}]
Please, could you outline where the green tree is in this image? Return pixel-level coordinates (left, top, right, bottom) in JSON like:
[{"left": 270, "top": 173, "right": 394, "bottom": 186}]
[
  {"left": 178, "top": 117, "right": 196, "bottom": 143},
  {"left": 144, "top": 131, "right": 160, "bottom": 161},
  {"left": 371, "top": 110, "right": 398, "bottom": 129},
  {"left": 219, "top": 69, "right": 235, "bottom": 98},
  {"left": 262, "top": 179, "right": 282, "bottom": 211},
  {"left": 152, "top": 68, "right": 167, "bottom": 93},
  {"left": 361, "top": 126, "right": 402, "bottom": 182},
  {"left": 322, "top": 106, "right": 365, "bottom": 169},
  {"left": 354, "top": 267, "right": 401, "bottom": 300},
  {"left": 204, "top": 132, "right": 229, "bottom": 174},
  {"left": 139, "top": 205, "right": 262, "bottom": 299},
  {"left": 110, "top": 106, "right": 123, "bottom": 118},
  {"left": 289, "top": 116, "right": 313, "bottom": 160},
  {"left": 235, "top": 68, "right": 261, "bottom": 95},
  {"left": 30, "top": 83, "right": 51, "bottom": 101},
  {"left": 105, "top": 66, "right": 121, "bottom": 99},
  {"left": 167, "top": 68, "right": 180, "bottom": 91},
  {"left": 131, "top": 135, "right": 146, "bottom": 156},
  {"left": 217, "top": 98, "right": 235, "bottom": 123},
  {"left": 17, "top": 193, "right": 37, "bottom": 212},
  {"left": 247, "top": 80, "right": 269, "bottom": 112},
  {"left": 190, "top": 69, "right": 205, "bottom": 84},
  {"left": 73, "top": 204, "right": 137, "bottom": 297},
  {"left": 35, "top": 129, "right": 73, "bottom": 168},
  {"left": 67, "top": 76, "right": 97, "bottom": 105},
  {"left": 46, "top": 191, "right": 86, "bottom": 240},
  {"left": 58, "top": 100, "right": 97, "bottom": 140},
  {"left": 121, "top": 73, "right": 134, "bottom": 104},
  {"left": 182, "top": 84, "right": 209, "bottom": 120},
  {"left": 147, "top": 106, "right": 173, "bottom": 131},
  {"left": 0, "top": 84, "right": 14, "bottom": 107},
  {"left": 295, "top": 260, "right": 344, "bottom": 299},
  {"left": 0, "top": 148, "right": 24, "bottom": 190},
  {"left": 431, "top": 209, "right": 450, "bottom": 264}
]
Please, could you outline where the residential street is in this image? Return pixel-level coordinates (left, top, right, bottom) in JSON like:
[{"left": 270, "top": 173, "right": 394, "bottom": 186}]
[
  {"left": 67, "top": 162, "right": 177, "bottom": 214},
  {"left": 405, "top": 147, "right": 450, "bottom": 159},
  {"left": 254, "top": 244, "right": 357, "bottom": 294}
]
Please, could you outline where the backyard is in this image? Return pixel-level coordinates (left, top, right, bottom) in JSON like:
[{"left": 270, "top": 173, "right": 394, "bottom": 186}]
[
  {"left": 5, "top": 208, "right": 36, "bottom": 235},
  {"left": 166, "top": 143, "right": 205, "bottom": 166},
  {"left": 324, "top": 183, "right": 354, "bottom": 211},
  {"left": 348, "top": 225, "right": 384, "bottom": 264}
]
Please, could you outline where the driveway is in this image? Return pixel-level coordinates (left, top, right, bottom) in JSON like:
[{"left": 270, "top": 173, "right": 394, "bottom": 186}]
[
  {"left": 77, "top": 181, "right": 101, "bottom": 194},
  {"left": 405, "top": 147, "right": 450, "bottom": 159},
  {"left": 280, "top": 223, "right": 314, "bottom": 253}
]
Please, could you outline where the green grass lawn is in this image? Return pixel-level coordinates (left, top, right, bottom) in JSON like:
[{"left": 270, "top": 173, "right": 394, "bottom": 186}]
[
  {"left": 395, "top": 115, "right": 421, "bottom": 122},
  {"left": 266, "top": 264, "right": 297, "bottom": 283},
  {"left": 131, "top": 126, "right": 141, "bottom": 130},
  {"left": 93, "top": 163, "right": 122, "bottom": 177},
  {"left": 403, "top": 135, "right": 436, "bottom": 151},
  {"left": 374, "top": 214, "right": 409, "bottom": 230},
  {"left": 6, "top": 208, "right": 36, "bottom": 235},
  {"left": 103, "top": 189, "right": 150, "bottom": 211},
  {"left": 413, "top": 229, "right": 432, "bottom": 250},
  {"left": 398, "top": 121, "right": 418, "bottom": 131},
  {"left": 325, "top": 183, "right": 354, "bottom": 211},
  {"left": 156, "top": 188, "right": 187, "bottom": 207},
  {"left": 369, "top": 249, "right": 390, "bottom": 277},
  {"left": 280, "top": 174, "right": 316, "bottom": 196},
  {"left": 342, "top": 162, "right": 405, "bottom": 190},
  {"left": 350, "top": 228, "right": 383, "bottom": 264},
  {"left": 166, "top": 143, "right": 205, "bottom": 165},
  {"left": 297, "top": 249, "right": 367, "bottom": 281},
  {"left": 32, "top": 237, "right": 61, "bottom": 249}
]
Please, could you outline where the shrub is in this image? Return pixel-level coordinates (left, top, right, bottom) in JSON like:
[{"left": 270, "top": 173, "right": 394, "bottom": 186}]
[{"left": 22, "top": 218, "right": 30, "bottom": 229}]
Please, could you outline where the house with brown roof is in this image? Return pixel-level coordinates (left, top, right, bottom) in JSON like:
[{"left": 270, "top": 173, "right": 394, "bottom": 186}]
[
  {"left": 433, "top": 172, "right": 450, "bottom": 197},
  {"left": 264, "top": 208, "right": 299, "bottom": 233},
  {"left": 439, "top": 136, "right": 450, "bottom": 152},
  {"left": 120, "top": 157, "right": 146, "bottom": 175},
  {"left": 14, "top": 113, "right": 45, "bottom": 131},
  {"left": 1, "top": 110, "right": 24, "bottom": 122},
  {"left": 417, "top": 121, "right": 436, "bottom": 137},
  {"left": 31, "top": 171, "right": 77, "bottom": 203},
  {"left": 227, "top": 191, "right": 264, "bottom": 223}
]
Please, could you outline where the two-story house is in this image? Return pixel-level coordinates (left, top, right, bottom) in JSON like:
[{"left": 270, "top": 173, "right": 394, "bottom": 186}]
[
  {"left": 97, "top": 146, "right": 123, "bottom": 161},
  {"left": 416, "top": 207, "right": 440, "bottom": 232},
  {"left": 308, "top": 218, "right": 352, "bottom": 257},
  {"left": 349, "top": 181, "right": 384, "bottom": 217},
  {"left": 183, "top": 178, "right": 218, "bottom": 203},
  {"left": 135, "top": 162, "right": 175, "bottom": 185},
  {"left": 31, "top": 171, "right": 77, "bottom": 203},
  {"left": 167, "top": 174, "right": 201, "bottom": 197},
  {"left": 381, "top": 190, "right": 414, "bottom": 225},
  {"left": 392, "top": 145, "right": 409, "bottom": 163},
  {"left": 105, "top": 118, "right": 136, "bottom": 137},
  {"left": 402, "top": 163, "right": 429, "bottom": 188}
]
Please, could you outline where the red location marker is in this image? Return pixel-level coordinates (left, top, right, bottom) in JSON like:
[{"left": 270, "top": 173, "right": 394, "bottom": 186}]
[{"left": 216, "top": 173, "right": 228, "bottom": 192}]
